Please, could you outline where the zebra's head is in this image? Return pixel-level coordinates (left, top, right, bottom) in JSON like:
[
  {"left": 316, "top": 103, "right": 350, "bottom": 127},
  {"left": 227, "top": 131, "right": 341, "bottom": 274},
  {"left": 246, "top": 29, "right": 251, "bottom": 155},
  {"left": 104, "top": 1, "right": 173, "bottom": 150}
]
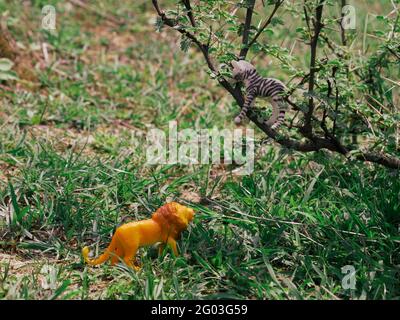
[{"left": 230, "top": 60, "right": 256, "bottom": 81}]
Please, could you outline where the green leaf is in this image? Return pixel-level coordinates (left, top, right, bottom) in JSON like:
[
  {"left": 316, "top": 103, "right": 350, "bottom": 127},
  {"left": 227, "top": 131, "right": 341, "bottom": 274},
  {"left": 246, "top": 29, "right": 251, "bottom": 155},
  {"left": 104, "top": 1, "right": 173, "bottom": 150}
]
[
  {"left": 263, "top": 28, "right": 274, "bottom": 36},
  {"left": 155, "top": 17, "right": 164, "bottom": 32},
  {"left": 8, "top": 183, "right": 19, "bottom": 213},
  {"left": 19, "top": 207, "right": 30, "bottom": 222},
  {"left": 50, "top": 280, "right": 71, "bottom": 300},
  {"left": 8, "top": 185, "right": 28, "bottom": 224},
  {"left": 0, "top": 72, "right": 18, "bottom": 81},
  {"left": 180, "top": 35, "right": 192, "bottom": 53},
  {"left": 0, "top": 58, "right": 14, "bottom": 71}
]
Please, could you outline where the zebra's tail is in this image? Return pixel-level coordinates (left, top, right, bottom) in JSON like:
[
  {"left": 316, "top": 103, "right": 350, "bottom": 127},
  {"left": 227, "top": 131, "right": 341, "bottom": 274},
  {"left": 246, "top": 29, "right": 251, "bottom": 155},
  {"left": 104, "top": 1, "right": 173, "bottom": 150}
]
[{"left": 266, "top": 98, "right": 286, "bottom": 130}]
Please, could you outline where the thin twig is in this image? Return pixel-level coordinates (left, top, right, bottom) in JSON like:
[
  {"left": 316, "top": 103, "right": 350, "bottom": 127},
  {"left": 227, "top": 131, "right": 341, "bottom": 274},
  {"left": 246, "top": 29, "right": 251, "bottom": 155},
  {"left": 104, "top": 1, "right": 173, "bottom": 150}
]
[
  {"left": 339, "top": 0, "right": 347, "bottom": 46},
  {"left": 241, "top": 0, "right": 284, "bottom": 59},
  {"left": 239, "top": 0, "right": 256, "bottom": 59},
  {"left": 303, "top": 0, "right": 324, "bottom": 136},
  {"left": 181, "top": 0, "right": 196, "bottom": 27}
]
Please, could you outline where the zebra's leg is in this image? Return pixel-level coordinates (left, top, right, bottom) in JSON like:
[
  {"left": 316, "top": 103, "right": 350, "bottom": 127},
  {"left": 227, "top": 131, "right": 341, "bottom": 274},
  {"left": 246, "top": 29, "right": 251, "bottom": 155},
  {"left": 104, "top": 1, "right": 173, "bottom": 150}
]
[
  {"left": 235, "top": 94, "right": 255, "bottom": 124},
  {"left": 269, "top": 99, "right": 286, "bottom": 130},
  {"left": 265, "top": 99, "right": 279, "bottom": 127}
]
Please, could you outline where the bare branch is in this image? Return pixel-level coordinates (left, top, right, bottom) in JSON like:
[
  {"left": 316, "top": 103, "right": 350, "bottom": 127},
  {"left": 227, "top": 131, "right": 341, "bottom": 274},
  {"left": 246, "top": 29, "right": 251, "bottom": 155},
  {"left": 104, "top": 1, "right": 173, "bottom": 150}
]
[
  {"left": 340, "top": 0, "right": 347, "bottom": 45},
  {"left": 320, "top": 34, "right": 344, "bottom": 58},
  {"left": 241, "top": 0, "right": 284, "bottom": 59},
  {"left": 246, "top": 110, "right": 338, "bottom": 152},
  {"left": 387, "top": 46, "right": 400, "bottom": 60},
  {"left": 332, "top": 70, "right": 340, "bottom": 135},
  {"left": 181, "top": 0, "right": 196, "bottom": 27},
  {"left": 303, "top": 2, "right": 311, "bottom": 35},
  {"left": 239, "top": 0, "right": 256, "bottom": 59},
  {"left": 356, "top": 152, "right": 400, "bottom": 169},
  {"left": 303, "top": 0, "right": 324, "bottom": 136}
]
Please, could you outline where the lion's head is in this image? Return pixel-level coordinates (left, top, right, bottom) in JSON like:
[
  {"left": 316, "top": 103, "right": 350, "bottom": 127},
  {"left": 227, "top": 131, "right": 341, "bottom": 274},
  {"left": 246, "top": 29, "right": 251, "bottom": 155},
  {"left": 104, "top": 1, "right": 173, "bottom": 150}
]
[{"left": 152, "top": 202, "right": 195, "bottom": 238}]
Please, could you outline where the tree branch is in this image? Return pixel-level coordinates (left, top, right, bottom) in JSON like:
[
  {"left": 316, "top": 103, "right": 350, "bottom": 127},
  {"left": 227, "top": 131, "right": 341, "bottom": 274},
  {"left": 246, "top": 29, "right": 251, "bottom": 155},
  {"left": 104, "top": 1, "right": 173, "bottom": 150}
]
[
  {"left": 247, "top": 110, "right": 340, "bottom": 152},
  {"left": 152, "top": 0, "right": 215, "bottom": 71},
  {"left": 303, "top": 0, "right": 324, "bottom": 136},
  {"left": 152, "top": 0, "right": 238, "bottom": 103},
  {"left": 181, "top": 0, "right": 196, "bottom": 27},
  {"left": 340, "top": 0, "right": 347, "bottom": 46},
  {"left": 356, "top": 152, "right": 400, "bottom": 169},
  {"left": 239, "top": 0, "right": 256, "bottom": 59},
  {"left": 241, "top": 0, "right": 284, "bottom": 59}
]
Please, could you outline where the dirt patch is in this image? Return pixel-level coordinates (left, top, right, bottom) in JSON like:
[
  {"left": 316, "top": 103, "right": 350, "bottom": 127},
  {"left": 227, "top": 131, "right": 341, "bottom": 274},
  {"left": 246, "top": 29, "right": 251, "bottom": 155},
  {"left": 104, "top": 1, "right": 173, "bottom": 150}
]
[{"left": 0, "top": 252, "right": 47, "bottom": 276}]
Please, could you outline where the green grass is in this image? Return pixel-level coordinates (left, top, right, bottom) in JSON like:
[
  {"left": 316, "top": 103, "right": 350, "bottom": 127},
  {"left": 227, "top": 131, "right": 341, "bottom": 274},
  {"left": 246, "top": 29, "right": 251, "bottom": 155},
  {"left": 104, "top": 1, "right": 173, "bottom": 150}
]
[{"left": 0, "top": 0, "right": 399, "bottom": 300}]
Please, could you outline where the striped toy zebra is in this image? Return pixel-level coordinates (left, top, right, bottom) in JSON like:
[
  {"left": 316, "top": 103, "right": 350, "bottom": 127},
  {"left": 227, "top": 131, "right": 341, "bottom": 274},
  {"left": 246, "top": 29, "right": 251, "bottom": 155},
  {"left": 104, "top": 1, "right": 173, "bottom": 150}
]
[{"left": 230, "top": 60, "right": 287, "bottom": 130}]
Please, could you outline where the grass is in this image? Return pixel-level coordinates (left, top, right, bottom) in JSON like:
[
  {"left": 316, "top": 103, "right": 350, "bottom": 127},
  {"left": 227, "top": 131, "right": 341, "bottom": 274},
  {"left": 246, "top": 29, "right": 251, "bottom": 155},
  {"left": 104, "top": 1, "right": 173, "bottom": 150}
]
[{"left": 0, "top": 0, "right": 399, "bottom": 300}]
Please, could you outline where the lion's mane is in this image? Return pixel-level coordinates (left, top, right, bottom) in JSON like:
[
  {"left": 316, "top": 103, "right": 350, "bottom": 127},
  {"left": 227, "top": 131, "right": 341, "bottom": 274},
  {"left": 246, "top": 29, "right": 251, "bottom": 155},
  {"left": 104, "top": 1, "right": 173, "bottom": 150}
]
[{"left": 151, "top": 202, "right": 189, "bottom": 238}]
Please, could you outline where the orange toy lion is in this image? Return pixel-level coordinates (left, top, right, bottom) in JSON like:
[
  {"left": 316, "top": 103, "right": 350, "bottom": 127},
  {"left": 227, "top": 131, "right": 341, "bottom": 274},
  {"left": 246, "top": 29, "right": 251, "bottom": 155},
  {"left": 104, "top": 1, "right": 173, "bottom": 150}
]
[{"left": 82, "top": 202, "right": 195, "bottom": 270}]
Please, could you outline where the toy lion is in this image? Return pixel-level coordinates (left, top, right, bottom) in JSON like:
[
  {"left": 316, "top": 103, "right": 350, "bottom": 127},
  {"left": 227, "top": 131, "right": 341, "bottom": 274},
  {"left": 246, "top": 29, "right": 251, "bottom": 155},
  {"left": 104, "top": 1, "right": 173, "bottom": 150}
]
[{"left": 82, "top": 202, "right": 195, "bottom": 270}]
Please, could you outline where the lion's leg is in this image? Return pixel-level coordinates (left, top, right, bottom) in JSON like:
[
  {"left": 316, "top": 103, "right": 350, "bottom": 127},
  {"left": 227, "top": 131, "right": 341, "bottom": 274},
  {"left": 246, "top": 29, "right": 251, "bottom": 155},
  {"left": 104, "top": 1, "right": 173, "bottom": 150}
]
[
  {"left": 122, "top": 243, "right": 139, "bottom": 270},
  {"left": 158, "top": 244, "right": 165, "bottom": 256},
  {"left": 167, "top": 238, "right": 179, "bottom": 256},
  {"left": 110, "top": 244, "right": 123, "bottom": 265}
]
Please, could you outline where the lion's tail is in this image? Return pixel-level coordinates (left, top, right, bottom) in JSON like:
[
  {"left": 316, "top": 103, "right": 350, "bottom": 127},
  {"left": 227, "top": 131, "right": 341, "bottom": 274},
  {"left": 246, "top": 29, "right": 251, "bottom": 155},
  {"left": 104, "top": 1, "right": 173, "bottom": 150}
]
[{"left": 82, "top": 234, "right": 117, "bottom": 266}]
